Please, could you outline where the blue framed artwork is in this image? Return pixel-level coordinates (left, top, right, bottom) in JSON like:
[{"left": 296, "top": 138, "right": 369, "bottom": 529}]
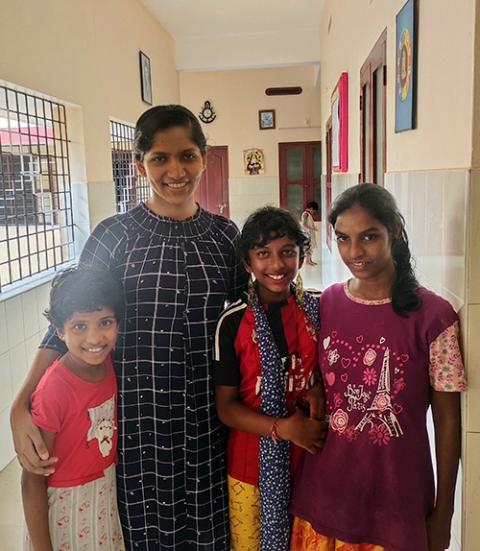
[{"left": 395, "top": 0, "right": 416, "bottom": 132}]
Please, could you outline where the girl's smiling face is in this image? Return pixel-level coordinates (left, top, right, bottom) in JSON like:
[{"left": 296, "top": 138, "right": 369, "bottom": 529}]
[
  {"left": 136, "top": 126, "right": 205, "bottom": 217},
  {"left": 245, "top": 235, "right": 301, "bottom": 303},
  {"left": 334, "top": 204, "right": 396, "bottom": 282},
  {"left": 58, "top": 307, "right": 118, "bottom": 369}
]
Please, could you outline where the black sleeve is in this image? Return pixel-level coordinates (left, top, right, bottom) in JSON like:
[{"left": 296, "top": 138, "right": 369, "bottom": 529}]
[
  {"left": 212, "top": 307, "right": 243, "bottom": 386},
  {"left": 39, "top": 324, "right": 67, "bottom": 353}
]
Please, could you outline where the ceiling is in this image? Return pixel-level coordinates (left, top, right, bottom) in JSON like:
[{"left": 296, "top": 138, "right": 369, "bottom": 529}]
[
  {"left": 141, "top": 0, "right": 324, "bottom": 72},
  {"left": 142, "top": 0, "right": 323, "bottom": 40}
]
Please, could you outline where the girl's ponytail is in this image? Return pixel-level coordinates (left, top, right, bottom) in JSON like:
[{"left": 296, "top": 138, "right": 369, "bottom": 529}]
[
  {"left": 390, "top": 230, "right": 421, "bottom": 316},
  {"left": 328, "top": 184, "right": 421, "bottom": 317}
]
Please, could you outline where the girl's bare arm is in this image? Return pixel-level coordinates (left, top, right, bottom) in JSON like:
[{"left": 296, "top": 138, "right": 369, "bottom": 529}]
[
  {"left": 427, "top": 391, "right": 461, "bottom": 551},
  {"left": 216, "top": 385, "right": 327, "bottom": 454},
  {"left": 21, "top": 429, "right": 56, "bottom": 551},
  {"left": 10, "top": 348, "right": 61, "bottom": 474}
]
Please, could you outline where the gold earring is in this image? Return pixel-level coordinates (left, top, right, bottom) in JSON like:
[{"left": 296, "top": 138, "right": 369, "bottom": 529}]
[
  {"left": 295, "top": 272, "right": 304, "bottom": 305},
  {"left": 247, "top": 275, "right": 256, "bottom": 305}
]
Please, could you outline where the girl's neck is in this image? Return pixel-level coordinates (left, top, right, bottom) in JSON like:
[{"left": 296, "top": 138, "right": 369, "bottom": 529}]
[
  {"left": 146, "top": 196, "right": 198, "bottom": 220},
  {"left": 257, "top": 287, "right": 293, "bottom": 305},
  {"left": 348, "top": 266, "right": 396, "bottom": 301},
  {"left": 61, "top": 352, "right": 107, "bottom": 383}
]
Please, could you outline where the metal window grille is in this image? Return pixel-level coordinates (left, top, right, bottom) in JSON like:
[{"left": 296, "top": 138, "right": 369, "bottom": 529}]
[
  {"left": 0, "top": 85, "right": 74, "bottom": 291},
  {"left": 110, "top": 121, "right": 149, "bottom": 213}
]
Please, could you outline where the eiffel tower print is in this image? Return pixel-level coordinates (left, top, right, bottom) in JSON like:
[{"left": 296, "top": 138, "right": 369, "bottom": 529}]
[{"left": 355, "top": 347, "right": 403, "bottom": 437}]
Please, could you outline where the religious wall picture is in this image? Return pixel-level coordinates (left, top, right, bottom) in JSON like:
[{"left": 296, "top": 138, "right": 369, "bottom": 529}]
[
  {"left": 258, "top": 109, "right": 275, "bottom": 130},
  {"left": 395, "top": 0, "right": 416, "bottom": 132},
  {"left": 139, "top": 51, "right": 152, "bottom": 105},
  {"left": 244, "top": 148, "right": 265, "bottom": 175}
]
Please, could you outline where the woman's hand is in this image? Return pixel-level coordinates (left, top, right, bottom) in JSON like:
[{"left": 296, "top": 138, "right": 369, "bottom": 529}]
[
  {"left": 10, "top": 404, "right": 57, "bottom": 475},
  {"left": 278, "top": 409, "right": 327, "bottom": 454},
  {"left": 426, "top": 508, "right": 453, "bottom": 551},
  {"left": 302, "top": 381, "right": 326, "bottom": 420}
]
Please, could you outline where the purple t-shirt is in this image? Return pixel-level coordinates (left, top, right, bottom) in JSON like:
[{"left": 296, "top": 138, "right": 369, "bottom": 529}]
[{"left": 290, "top": 283, "right": 462, "bottom": 551}]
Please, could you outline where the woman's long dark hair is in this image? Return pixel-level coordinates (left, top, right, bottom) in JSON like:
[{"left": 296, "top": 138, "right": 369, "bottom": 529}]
[{"left": 328, "top": 184, "right": 421, "bottom": 317}]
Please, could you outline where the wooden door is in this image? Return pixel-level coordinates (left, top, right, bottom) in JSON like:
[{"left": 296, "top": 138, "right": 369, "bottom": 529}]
[
  {"left": 279, "top": 141, "right": 321, "bottom": 220},
  {"left": 360, "top": 29, "right": 387, "bottom": 185},
  {"left": 196, "top": 146, "right": 229, "bottom": 217},
  {"left": 325, "top": 118, "right": 333, "bottom": 251}
]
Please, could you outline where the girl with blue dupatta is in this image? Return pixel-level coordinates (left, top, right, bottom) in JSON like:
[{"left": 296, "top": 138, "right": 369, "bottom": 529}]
[{"left": 213, "top": 206, "right": 327, "bottom": 551}]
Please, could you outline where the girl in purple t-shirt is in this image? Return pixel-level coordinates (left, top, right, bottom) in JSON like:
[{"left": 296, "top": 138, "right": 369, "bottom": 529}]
[{"left": 290, "top": 184, "right": 466, "bottom": 551}]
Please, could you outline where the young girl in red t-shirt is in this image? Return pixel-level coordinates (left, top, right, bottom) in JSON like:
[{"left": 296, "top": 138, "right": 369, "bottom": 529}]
[
  {"left": 22, "top": 266, "right": 126, "bottom": 550},
  {"left": 214, "top": 206, "right": 327, "bottom": 551}
]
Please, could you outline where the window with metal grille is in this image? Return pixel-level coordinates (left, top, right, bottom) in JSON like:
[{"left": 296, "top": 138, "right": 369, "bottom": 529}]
[
  {"left": 110, "top": 120, "right": 149, "bottom": 213},
  {"left": 0, "top": 85, "right": 74, "bottom": 291}
]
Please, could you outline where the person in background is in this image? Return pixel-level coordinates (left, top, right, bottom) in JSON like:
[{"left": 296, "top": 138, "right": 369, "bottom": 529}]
[{"left": 301, "top": 201, "right": 319, "bottom": 266}]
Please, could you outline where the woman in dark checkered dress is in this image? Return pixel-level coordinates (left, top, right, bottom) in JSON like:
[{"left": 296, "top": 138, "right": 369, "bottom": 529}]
[{"left": 11, "top": 105, "right": 247, "bottom": 550}]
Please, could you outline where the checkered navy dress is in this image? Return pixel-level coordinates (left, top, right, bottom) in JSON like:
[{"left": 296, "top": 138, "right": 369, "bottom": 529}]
[{"left": 41, "top": 203, "right": 247, "bottom": 550}]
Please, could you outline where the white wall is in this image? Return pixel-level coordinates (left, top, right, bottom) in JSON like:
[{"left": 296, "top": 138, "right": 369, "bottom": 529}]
[{"left": 179, "top": 65, "right": 322, "bottom": 227}]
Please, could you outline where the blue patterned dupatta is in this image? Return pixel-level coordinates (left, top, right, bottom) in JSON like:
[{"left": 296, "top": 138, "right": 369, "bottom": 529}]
[{"left": 249, "top": 284, "right": 320, "bottom": 551}]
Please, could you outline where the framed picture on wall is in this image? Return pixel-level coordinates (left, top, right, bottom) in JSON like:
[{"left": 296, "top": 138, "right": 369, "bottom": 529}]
[
  {"left": 395, "top": 0, "right": 416, "bottom": 132},
  {"left": 259, "top": 109, "right": 276, "bottom": 130},
  {"left": 139, "top": 51, "right": 152, "bottom": 105},
  {"left": 331, "top": 72, "right": 348, "bottom": 172}
]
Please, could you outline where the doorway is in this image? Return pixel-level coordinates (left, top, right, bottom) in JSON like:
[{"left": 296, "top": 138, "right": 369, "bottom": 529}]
[
  {"left": 360, "top": 29, "right": 387, "bottom": 185},
  {"left": 325, "top": 118, "right": 333, "bottom": 251},
  {"left": 279, "top": 141, "right": 321, "bottom": 220},
  {"left": 196, "top": 145, "right": 229, "bottom": 217}
]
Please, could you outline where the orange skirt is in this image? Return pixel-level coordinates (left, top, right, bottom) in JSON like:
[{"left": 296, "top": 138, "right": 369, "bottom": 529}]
[{"left": 290, "top": 517, "right": 385, "bottom": 551}]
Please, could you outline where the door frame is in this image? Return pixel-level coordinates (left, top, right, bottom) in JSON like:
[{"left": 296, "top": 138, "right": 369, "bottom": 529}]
[
  {"left": 278, "top": 140, "right": 322, "bottom": 215},
  {"left": 360, "top": 29, "right": 387, "bottom": 184}
]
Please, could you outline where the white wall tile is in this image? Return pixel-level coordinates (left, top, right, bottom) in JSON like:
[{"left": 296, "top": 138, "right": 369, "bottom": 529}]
[
  {"left": 465, "top": 303, "right": 480, "bottom": 433},
  {"left": 0, "top": 409, "right": 15, "bottom": 471},
  {"left": 463, "top": 432, "right": 480, "bottom": 551},
  {"left": 8, "top": 343, "right": 27, "bottom": 399},
  {"left": 21, "top": 289, "right": 39, "bottom": 339},
  {"left": 5, "top": 297, "right": 24, "bottom": 350},
  {"left": 0, "top": 303, "right": 7, "bottom": 357},
  {"left": 24, "top": 333, "right": 42, "bottom": 371},
  {"left": 35, "top": 284, "right": 50, "bottom": 331},
  {"left": 0, "top": 352, "right": 12, "bottom": 415}
]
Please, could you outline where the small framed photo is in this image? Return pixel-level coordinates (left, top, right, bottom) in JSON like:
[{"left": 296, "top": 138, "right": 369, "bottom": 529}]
[
  {"left": 139, "top": 51, "right": 152, "bottom": 105},
  {"left": 258, "top": 109, "right": 275, "bottom": 130}
]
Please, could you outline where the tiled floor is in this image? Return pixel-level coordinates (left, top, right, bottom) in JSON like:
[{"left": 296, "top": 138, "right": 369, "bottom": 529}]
[
  {"left": 0, "top": 235, "right": 463, "bottom": 551},
  {"left": 0, "top": 460, "right": 23, "bottom": 550}
]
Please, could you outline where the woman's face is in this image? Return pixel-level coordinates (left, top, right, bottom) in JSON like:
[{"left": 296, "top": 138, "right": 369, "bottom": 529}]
[
  {"left": 333, "top": 204, "right": 395, "bottom": 282},
  {"left": 136, "top": 126, "right": 205, "bottom": 213}
]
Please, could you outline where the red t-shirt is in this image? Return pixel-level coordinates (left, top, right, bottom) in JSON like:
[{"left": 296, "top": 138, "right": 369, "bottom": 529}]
[{"left": 31, "top": 356, "right": 118, "bottom": 488}]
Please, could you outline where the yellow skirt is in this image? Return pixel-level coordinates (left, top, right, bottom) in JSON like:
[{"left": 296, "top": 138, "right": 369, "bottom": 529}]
[
  {"left": 227, "top": 477, "right": 385, "bottom": 551},
  {"left": 290, "top": 517, "right": 385, "bottom": 551},
  {"left": 228, "top": 475, "right": 261, "bottom": 551}
]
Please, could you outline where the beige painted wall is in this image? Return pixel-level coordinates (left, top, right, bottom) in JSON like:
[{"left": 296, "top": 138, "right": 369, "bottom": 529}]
[
  {"left": 179, "top": 65, "right": 322, "bottom": 227},
  {"left": 0, "top": 0, "right": 179, "bottom": 227},
  {"left": 319, "top": 0, "right": 475, "bottom": 174},
  {"left": 180, "top": 65, "right": 322, "bottom": 178}
]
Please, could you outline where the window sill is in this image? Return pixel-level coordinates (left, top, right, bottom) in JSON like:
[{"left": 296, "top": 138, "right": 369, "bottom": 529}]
[{"left": 0, "top": 261, "right": 76, "bottom": 303}]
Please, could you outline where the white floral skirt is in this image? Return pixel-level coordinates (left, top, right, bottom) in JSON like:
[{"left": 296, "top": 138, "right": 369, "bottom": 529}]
[{"left": 24, "top": 464, "right": 125, "bottom": 550}]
